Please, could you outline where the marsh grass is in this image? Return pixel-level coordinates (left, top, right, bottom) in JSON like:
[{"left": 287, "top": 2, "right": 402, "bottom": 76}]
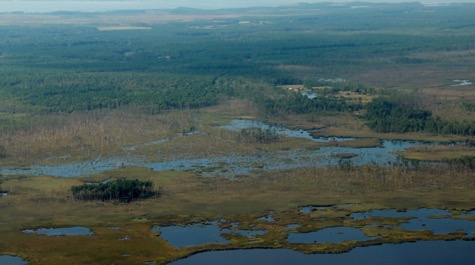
[
  {"left": 0, "top": 108, "right": 201, "bottom": 166},
  {"left": 268, "top": 112, "right": 472, "bottom": 142},
  {"left": 1, "top": 8, "right": 475, "bottom": 264},
  {"left": 1, "top": 165, "right": 475, "bottom": 264},
  {"left": 401, "top": 145, "right": 475, "bottom": 161}
]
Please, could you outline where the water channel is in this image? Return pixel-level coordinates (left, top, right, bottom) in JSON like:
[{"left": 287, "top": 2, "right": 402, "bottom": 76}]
[{"left": 0, "top": 120, "right": 450, "bottom": 178}]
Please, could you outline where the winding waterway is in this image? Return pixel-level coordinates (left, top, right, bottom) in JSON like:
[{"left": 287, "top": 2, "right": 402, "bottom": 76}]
[{"left": 0, "top": 120, "right": 451, "bottom": 178}]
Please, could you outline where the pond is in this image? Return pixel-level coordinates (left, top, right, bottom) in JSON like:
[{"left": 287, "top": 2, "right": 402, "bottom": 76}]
[
  {"left": 152, "top": 222, "right": 230, "bottom": 247},
  {"left": 0, "top": 120, "right": 454, "bottom": 178},
  {"left": 22, "top": 226, "right": 94, "bottom": 236},
  {"left": 351, "top": 208, "right": 475, "bottom": 236},
  {"left": 168, "top": 240, "right": 475, "bottom": 265},
  {"left": 288, "top": 227, "right": 375, "bottom": 243},
  {"left": 0, "top": 255, "right": 28, "bottom": 265},
  {"left": 152, "top": 221, "right": 267, "bottom": 247}
]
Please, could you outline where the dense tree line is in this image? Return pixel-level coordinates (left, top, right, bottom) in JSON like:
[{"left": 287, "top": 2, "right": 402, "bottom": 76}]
[
  {"left": 365, "top": 98, "right": 475, "bottom": 135},
  {"left": 71, "top": 179, "right": 159, "bottom": 202}
]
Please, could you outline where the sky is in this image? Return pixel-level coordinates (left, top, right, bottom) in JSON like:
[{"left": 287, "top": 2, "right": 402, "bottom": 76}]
[{"left": 0, "top": 0, "right": 473, "bottom": 13}]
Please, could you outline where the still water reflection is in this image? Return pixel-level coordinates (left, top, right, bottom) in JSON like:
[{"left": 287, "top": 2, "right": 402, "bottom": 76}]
[
  {"left": 169, "top": 241, "right": 475, "bottom": 265},
  {"left": 22, "top": 226, "right": 94, "bottom": 236},
  {"left": 351, "top": 208, "right": 475, "bottom": 236},
  {"left": 287, "top": 227, "right": 375, "bottom": 243}
]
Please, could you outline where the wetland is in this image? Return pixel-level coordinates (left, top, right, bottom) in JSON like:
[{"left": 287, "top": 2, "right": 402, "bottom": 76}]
[
  {"left": 0, "top": 119, "right": 456, "bottom": 178},
  {"left": 1, "top": 2, "right": 475, "bottom": 264}
]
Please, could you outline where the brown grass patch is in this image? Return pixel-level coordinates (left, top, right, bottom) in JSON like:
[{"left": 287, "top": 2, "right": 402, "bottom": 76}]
[
  {"left": 401, "top": 145, "right": 475, "bottom": 161},
  {"left": 1, "top": 165, "right": 475, "bottom": 264}
]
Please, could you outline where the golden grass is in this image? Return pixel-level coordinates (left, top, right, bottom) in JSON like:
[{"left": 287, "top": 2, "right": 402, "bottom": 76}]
[
  {"left": 1, "top": 165, "right": 475, "bottom": 264},
  {"left": 401, "top": 145, "right": 475, "bottom": 161},
  {"left": 0, "top": 98, "right": 474, "bottom": 263},
  {"left": 420, "top": 87, "right": 475, "bottom": 122},
  {"left": 2, "top": 98, "right": 473, "bottom": 169},
  {"left": 0, "top": 108, "right": 200, "bottom": 166},
  {"left": 268, "top": 112, "right": 471, "bottom": 142}
]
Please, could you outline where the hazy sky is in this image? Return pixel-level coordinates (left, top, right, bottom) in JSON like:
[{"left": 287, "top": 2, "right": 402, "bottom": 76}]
[{"left": 0, "top": 0, "right": 473, "bottom": 13}]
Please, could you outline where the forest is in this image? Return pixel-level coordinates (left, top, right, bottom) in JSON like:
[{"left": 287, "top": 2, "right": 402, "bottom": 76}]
[
  {"left": 1, "top": 2, "right": 475, "bottom": 118},
  {"left": 365, "top": 97, "right": 475, "bottom": 135}
]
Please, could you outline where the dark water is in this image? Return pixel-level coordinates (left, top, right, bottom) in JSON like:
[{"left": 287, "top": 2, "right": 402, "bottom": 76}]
[
  {"left": 153, "top": 208, "right": 475, "bottom": 249},
  {"left": 168, "top": 241, "right": 475, "bottom": 265},
  {"left": 351, "top": 208, "right": 475, "bottom": 236},
  {"left": 22, "top": 226, "right": 94, "bottom": 236},
  {"left": 152, "top": 221, "right": 267, "bottom": 247},
  {"left": 0, "top": 255, "right": 28, "bottom": 265},
  {"left": 460, "top": 210, "right": 475, "bottom": 217},
  {"left": 288, "top": 227, "right": 375, "bottom": 243},
  {"left": 152, "top": 222, "right": 230, "bottom": 247}
]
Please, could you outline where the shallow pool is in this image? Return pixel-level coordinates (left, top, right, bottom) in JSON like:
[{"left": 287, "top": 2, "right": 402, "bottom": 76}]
[
  {"left": 288, "top": 227, "right": 375, "bottom": 243},
  {"left": 0, "top": 255, "right": 28, "bottom": 265},
  {"left": 22, "top": 226, "right": 94, "bottom": 236},
  {"left": 351, "top": 208, "right": 475, "bottom": 235},
  {"left": 152, "top": 221, "right": 267, "bottom": 247}
]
